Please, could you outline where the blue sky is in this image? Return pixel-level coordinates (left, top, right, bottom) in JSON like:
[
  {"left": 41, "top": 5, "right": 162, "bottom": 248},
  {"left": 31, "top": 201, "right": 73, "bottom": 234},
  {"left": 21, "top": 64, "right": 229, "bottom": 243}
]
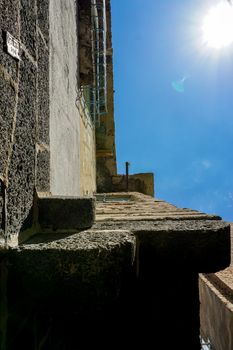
[{"left": 111, "top": 0, "right": 233, "bottom": 221}]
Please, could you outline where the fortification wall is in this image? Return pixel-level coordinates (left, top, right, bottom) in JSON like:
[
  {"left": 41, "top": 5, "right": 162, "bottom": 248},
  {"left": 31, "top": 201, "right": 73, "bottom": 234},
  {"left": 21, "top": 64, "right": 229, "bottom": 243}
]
[{"left": 0, "top": 0, "right": 96, "bottom": 245}]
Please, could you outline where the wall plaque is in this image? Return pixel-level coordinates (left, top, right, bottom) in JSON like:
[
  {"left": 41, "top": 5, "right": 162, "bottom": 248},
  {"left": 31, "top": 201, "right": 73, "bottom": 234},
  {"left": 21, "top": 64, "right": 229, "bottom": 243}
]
[{"left": 6, "top": 32, "right": 20, "bottom": 60}]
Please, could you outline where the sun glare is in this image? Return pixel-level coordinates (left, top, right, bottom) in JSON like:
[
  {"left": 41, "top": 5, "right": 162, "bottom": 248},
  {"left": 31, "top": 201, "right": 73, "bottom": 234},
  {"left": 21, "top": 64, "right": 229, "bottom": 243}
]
[{"left": 202, "top": 3, "right": 233, "bottom": 49}]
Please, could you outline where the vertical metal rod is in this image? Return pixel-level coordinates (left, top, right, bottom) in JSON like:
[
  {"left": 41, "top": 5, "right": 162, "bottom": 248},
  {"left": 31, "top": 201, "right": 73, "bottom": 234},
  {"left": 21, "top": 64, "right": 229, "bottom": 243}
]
[{"left": 125, "top": 162, "right": 130, "bottom": 192}]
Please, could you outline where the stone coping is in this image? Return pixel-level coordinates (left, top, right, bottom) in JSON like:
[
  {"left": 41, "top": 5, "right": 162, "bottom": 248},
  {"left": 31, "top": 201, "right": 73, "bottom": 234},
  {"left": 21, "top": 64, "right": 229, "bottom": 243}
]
[{"left": 95, "top": 192, "right": 221, "bottom": 221}]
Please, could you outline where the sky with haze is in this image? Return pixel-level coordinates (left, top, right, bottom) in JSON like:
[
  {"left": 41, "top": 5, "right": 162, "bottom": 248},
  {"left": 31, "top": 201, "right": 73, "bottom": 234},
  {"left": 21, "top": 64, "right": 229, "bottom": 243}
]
[{"left": 111, "top": 0, "right": 233, "bottom": 221}]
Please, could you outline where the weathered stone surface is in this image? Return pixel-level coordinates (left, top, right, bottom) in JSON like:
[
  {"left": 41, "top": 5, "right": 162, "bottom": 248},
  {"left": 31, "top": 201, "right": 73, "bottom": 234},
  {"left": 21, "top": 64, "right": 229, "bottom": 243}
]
[
  {"left": 96, "top": 157, "right": 114, "bottom": 193},
  {"left": 0, "top": 77, "right": 16, "bottom": 175},
  {"left": 94, "top": 220, "right": 230, "bottom": 272},
  {"left": 0, "top": 0, "right": 19, "bottom": 81},
  {"left": 37, "top": 0, "right": 49, "bottom": 45},
  {"left": 79, "top": 109, "right": 96, "bottom": 195},
  {"left": 38, "top": 195, "right": 96, "bottom": 231},
  {"left": 134, "top": 221, "right": 230, "bottom": 273},
  {"left": 94, "top": 192, "right": 230, "bottom": 272},
  {"left": 0, "top": 0, "right": 19, "bottom": 38},
  {"left": 20, "top": 0, "right": 37, "bottom": 59},
  {"left": 199, "top": 275, "right": 233, "bottom": 350},
  {"left": 3, "top": 230, "right": 135, "bottom": 348},
  {"left": 8, "top": 231, "right": 135, "bottom": 316},
  {"left": 95, "top": 192, "right": 222, "bottom": 222},
  {"left": 36, "top": 147, "right": 50, "bottom": 192},
  {"left": 50, "top": 0, "right": 80, "bottom": 196},
  {"left": 12, "top": 230, "right": 134, "bottom": 293},
  {"left": 6, "top": 55, "right": 36, "bottom": 240},
  {"left": 78, "top": 0, "right": 93, "bottom": 86},
  {"left": 37, "top": 34, "right": 49, "bottom": 145},
  {"left": 0, "top": 181, "right": 4, "bottom": 239}
]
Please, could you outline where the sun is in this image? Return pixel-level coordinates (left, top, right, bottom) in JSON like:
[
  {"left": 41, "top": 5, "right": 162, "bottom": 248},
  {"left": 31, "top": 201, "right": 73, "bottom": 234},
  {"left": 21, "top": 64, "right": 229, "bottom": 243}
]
[{"left": 202, "top": 2, "right": 233, "bottom": 49}]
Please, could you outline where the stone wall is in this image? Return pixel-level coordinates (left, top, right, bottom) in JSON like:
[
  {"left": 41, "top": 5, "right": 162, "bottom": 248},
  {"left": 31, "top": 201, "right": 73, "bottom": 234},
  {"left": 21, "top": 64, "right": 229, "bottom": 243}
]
[
  {"left": 0, "top": 0, "right": 96, "bottom": 245},
  {"left": 0, "top": 0, "right": 49, "bottom": 246}
]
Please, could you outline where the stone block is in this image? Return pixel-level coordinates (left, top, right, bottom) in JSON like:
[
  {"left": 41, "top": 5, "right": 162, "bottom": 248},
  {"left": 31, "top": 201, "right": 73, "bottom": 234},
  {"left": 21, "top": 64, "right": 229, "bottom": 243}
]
[
  {"left": 6, "top": 54, "right": 37, "bottom": 240},
  {"left": 20, "top": 0, "right": 37, "bottom": 59},
  {"left": 36, "top": 147, "right": 50, "bottom": 192},
  {"left": 37, "top": 34, "right": 49, "bottom": 144},
  {"left": 37, "top": 195, "right": 96, "bottom": 231},
  {"left": 37, "top": 0, "right": 49, "bottom": 45}
]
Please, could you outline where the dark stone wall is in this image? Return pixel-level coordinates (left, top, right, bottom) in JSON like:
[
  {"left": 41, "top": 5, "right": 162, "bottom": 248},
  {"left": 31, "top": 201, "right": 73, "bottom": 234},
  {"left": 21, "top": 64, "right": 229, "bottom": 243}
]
[
  {"left": 78, "top": 0, "right": 93, "bottom": 86},
  {"left": 96, "top": 0, "right": 117, "bottom": 192},
  {"left": 0, "top": 0, "right": 50, "bottom": 245}
]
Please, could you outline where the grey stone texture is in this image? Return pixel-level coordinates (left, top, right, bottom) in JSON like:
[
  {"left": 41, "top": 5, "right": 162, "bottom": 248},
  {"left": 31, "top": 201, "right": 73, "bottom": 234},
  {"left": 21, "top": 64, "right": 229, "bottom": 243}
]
[
  {"left": 37, "top": 0, "right": 49, "bottom": 45},
  {"left": 37, "top": 31, "right": 49, "bottom": 145},
  {"left": 94, "top": 219, "right": 230, "bottom": 273},
  {"left": 0, "top": 76, "right": 16, "bottom": 176},
  {"left": 36, "top": 147, "right": 50, "bottom": 192},
  {"left": 20, "top": 0, "right": 37, "bottom": 60},
  {"left": 0, "top": 181, "right": 4, "bottom": 238},
  {"left": 37, "top": 195, "right": 95, "bottom": 231},
  {"left": 9, "top": 229, "right": 134, "bottom": 303},
  {"left": 0, "top": 0, "right": 19, "bottom": 81},
  {"left": 36, "top": 2, "right": 50, "bottom": 193},
  {"left": 6, "top": 55, "right": 37, "bottom": 239},
  {"left": 0, "top": 0, "right": 50, "bottom": 243},
  {"left": 2, "top": 229, "right": 135, "bottom": 348}
]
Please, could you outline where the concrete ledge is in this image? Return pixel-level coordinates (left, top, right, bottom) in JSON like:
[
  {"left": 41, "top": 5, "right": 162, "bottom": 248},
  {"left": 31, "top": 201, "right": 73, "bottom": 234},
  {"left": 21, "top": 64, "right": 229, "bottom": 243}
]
[
  {"left": 37, "top": 194, "right": 96, "bottom": 232},
  {"left": 94, "top": 220, "right": 231, "bottom": 272}
]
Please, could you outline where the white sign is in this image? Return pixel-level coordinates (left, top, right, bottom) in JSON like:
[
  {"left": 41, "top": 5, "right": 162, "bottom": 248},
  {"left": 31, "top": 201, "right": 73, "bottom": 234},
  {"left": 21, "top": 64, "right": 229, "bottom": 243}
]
[{"left": 6, "top": 32, "right": 20, "bottom": 60}]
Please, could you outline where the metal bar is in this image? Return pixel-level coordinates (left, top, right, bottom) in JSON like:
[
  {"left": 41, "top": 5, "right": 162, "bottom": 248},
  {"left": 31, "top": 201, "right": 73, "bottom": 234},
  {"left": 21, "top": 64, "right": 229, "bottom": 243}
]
[{"left": 125, "top": 162, "right": 130, "bottom": 192}]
